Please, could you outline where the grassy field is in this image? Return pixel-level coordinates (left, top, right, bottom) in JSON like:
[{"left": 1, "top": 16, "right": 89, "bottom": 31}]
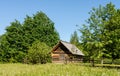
[{"left": 0, "top": 63, "right": 119, "bottom": 76}]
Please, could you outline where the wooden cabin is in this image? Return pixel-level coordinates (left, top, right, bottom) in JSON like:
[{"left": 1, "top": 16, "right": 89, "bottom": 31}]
[{"left": 51, "top": 41, "right": 84, "bottom": 63}]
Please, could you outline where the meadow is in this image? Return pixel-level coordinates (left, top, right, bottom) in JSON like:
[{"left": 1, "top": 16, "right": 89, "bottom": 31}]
[{"left": 0, "top": 63, "right": 119, "bottom": 76}]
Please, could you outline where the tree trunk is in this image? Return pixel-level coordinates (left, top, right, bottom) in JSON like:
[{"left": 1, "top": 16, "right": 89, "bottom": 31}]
[
  {"left": 91, "top": 58, "right": 95, "bottom": 67},
  {"left": 111, "top": 59, "right": 114, "bottom": 64},
  {"left": 101, "top": 57, "right": 104, "bottom": 64},
  {"left": 89, "top": 57, "right": 91, "bottom": 63}
]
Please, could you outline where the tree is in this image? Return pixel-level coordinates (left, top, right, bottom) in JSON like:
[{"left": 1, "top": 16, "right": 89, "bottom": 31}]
[
  {"left": 103, "top": 9, "right": 120, "bottom": 63},
  {"left": 22, "top": 12, "right": 60, "bottom": 47},
  {"left": 70, "top": 31, "right": 83, "bottom": 51},
  {"left": 79, "top": 3, "right": 117, "bottom": 64},
  {"left": 0, "top": 11, "right": 60, "bottom": 63},
  {"left": 0, "top": 20, "right": 24, "bottom": 62},
  {"left": 27, "top": 41, "right": 51, "bottom": 64},
  {"left": 70, "top": 31, "right": 79, "bottom": 45}
]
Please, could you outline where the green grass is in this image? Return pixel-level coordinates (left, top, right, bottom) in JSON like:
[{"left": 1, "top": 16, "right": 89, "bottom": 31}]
[{"left": 0, "top": 63, "right": 119, "bottom": 76}]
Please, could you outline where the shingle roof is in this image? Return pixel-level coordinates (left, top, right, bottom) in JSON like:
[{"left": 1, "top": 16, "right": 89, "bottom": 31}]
[{"left": 60, "top": 41, "right": 84, "bottom": 56}]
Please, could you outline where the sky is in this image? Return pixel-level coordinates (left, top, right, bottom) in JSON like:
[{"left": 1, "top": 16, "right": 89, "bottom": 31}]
[{"left": 0, "top": 0, "right": 120, "bottom": 42}]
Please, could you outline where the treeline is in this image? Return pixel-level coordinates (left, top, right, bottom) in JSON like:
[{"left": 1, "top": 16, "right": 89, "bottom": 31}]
[{"left": 0, "top": 12, "right": 60, "bottom": 63}]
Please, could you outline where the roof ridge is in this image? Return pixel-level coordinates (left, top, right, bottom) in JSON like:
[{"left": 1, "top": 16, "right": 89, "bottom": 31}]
[{"left": 60, "top": 40, "right": 71, "bottom": 44}]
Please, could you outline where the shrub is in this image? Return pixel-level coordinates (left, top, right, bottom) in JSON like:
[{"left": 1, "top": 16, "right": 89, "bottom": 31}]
[{"left": 27, "top": 40, "right": 51, "bottom": 64}]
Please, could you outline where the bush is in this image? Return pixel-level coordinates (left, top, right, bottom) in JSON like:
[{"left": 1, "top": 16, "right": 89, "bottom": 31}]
[
  {"left": 112, "top": 59, "right": 120, "bottom": 64},
  {"left": 27, "top": 40, "right": 51, "bottom": 64}
]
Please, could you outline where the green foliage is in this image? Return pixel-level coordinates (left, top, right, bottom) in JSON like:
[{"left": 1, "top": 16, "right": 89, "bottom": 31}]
[
  {"left": 103, "top": 9, "right": 120, "bottom": 60},
  {"left": 70, "top": 31, "right": 84, "bottom": 53},
  {"left": 23, "top": 12, "right": 60, "bottom": 47},
  {"left": 80, "top": 2, "right": 120, "bottom": 62},
  {"left": 70, "top": 31, "right": 79, "bottom": 45},
  {"left": 0, "top": 11, "right": 59, "bottom": 63},
  {"left": 0, "top": 20, "right": 24, "bottom": 62},
  {"left": 27, "top": 41, "right": 51, "bottom": 64}
]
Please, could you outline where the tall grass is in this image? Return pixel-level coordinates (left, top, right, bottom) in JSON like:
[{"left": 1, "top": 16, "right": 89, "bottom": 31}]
[{"left": 0, "top": 63, "right": 119, "bottom": 76}]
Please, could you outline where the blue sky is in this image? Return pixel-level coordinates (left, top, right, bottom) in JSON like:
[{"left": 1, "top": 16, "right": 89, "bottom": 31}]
[{"left": 0, "top": 0, "right": 120, "bottom": 42}]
